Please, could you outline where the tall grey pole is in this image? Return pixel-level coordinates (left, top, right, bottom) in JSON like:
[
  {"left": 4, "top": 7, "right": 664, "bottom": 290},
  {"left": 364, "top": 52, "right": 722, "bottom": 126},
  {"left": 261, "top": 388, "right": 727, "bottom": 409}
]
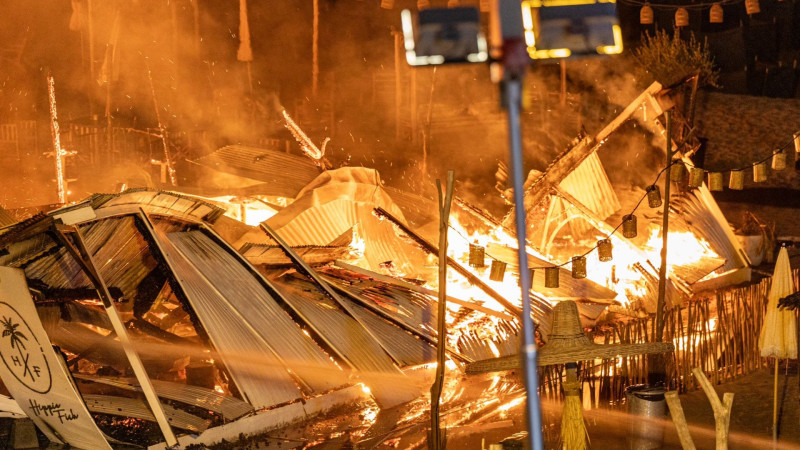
[
  {"left": 497, "top": 1, "right": 542, "bottom": 447},
  {"left": 504, "top": 77, "right": 543, "bottom": 450}
]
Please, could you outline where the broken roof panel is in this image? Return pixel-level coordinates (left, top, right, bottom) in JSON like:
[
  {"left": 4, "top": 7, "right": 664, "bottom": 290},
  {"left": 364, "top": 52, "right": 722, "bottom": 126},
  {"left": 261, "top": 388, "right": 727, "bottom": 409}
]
[
  {"left": 19, "top": 216, "right": 156, "bottom": 307},
  {"left": 190, "top": 145, "right": 321, "bottom": 197},
  {"left": 270, "top": 279, "right": 419, "bottom": 408},
  {"left": 559, "top": 152, "right": 621, "bottom": 222},
  {"left": 90, "top": 189, "right": 225, "bottom": 223},
  {"left": 151, "top": 227, "right": 308, "bottom": 409},
  {"left": 163, "top": 228, "right": 348, "bottom": 397},
  {"left": 320, "top": 269, "right": 439, "bottom": 341},
  {"left": 240, "top": 242, "right": 350, "bottom": 267},
  {"left": 82, "top": 395, "right": 209, "bottom": 433},
  {"left": 236, "top": 168, "right": 425, "bottom": 277},
  {"left": 73, "top": 374, "right": 254, "bottom": 422}
]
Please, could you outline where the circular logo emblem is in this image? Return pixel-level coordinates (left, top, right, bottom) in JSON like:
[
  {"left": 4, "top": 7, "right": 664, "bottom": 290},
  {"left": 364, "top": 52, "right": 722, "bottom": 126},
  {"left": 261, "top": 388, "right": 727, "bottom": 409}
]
[{"left": 0, "top": 302, "right": 51, "bottom": 394}]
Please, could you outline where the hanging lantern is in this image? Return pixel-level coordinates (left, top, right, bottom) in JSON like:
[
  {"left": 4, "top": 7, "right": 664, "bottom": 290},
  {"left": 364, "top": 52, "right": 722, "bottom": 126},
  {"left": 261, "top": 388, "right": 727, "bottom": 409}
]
[
  {"left": 675, "top": 8, "right": 689, "bottom": 27},
  {"left": 545, "top": 267, "right": 560, "bottom": 288},
  {"left": 753, "top": 161, "right": 768, "bottom": 182},
  {"left": 745, "top": 0, "right": 760, "bottom": 15},
  {"left": 640, "top": 3, "right": 654, "bottom": 24},
  {"left": 772, "top": 151, "right": 787, "bottom": 171},
  {"left": 729, "top": 170, "right": 744, "bottom": 190},
  {"left": 469, "top": 244, "right": 485, "bottom": 268},
  {"left": 689, "top": 167, "right": 705, "bottom": 188},
  {"left": 709, "top": 3, "right": 723, "bottom": 23},
  {"left": 670, "top": 161, "right": 685, "bottom": 183},
  {"left": 597, "top": 239, "right": 613, "bottom": 262},
  {"left": 708, "top": 172, "right": 724, "bottom": 191},
  {"left": 794, "top": 131, "right": 800, "bottom": 154},
  {"left": 571, "top": 256, "right": 587, "bottom": 279},
  {"left": 622, "top": 214, "right": 638, "bottom": 239},
  {"left": 489, "top": 260, "right": 507, "bottom": 282},
  {"left": 646, "top": 185, "right": 662, "bottom": 208},
  {"left": 380, "top": 0, "right": 394, "bottom": 9}
]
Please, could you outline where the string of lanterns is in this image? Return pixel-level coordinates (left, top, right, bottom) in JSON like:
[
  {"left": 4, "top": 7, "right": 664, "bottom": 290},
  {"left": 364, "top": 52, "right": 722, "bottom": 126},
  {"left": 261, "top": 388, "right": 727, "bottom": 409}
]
[
  {"left": 455, "top": 130, "right": 800, "bottom": 289},
  {"left": 631, "top": 0, "right": 761, "bottom": 26}
]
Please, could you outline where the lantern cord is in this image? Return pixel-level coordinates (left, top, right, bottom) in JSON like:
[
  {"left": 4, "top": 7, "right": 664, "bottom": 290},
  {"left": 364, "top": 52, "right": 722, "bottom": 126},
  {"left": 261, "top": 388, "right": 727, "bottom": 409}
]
[
  {"left": 447, "top": 159, "right": 679, "bottom": 271},
  {"left": 682, "top": 136, "right": 797, "bottom": 174},
  {"left": 445, "top": 130, "right": 798, "bottom": 279},
  {"left": 618, "top": 0, "right": 738, "bottom": 10}
]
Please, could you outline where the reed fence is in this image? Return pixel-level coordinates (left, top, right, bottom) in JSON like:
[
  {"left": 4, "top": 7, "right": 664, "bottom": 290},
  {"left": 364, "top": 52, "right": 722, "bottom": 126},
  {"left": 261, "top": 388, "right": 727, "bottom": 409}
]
[{"left": 537, "top": 269, "right": 798, "bottom": 406}]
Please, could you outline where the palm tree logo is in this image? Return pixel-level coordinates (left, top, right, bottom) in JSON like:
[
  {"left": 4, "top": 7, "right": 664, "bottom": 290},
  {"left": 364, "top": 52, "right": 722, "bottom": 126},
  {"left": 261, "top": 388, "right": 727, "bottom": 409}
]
[{"left": 1, "top": 315, "right": 32, "bottom": 381}]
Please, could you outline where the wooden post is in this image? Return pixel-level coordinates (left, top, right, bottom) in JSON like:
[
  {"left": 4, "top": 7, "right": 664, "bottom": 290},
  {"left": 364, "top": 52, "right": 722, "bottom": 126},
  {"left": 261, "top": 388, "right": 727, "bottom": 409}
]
[
  {"left": 773, "top": 358, "right": 779, "bottom": 441},
  {"left": 394, "top": 30, "right": 403, "bottom": 141},
  {"left": 559, "top": 60, "right": 567, "bottom": 106},
  {"left": 664, "top": 391, "right": 697, "bottom": 450},
  {"left": 655, "top": 110, "right": 673, "bottom": 344},
  {"left": 423, "top": 67, "right": 437, "bottom": 177},
  {"left": 53, "top": 225, "right": 178, "bottom": 447},
  {"left": 87, "top": 0, "right": 95, "bottom": 117},
  {"left": 430, "top": 171, "right": 454, "bottom": 450},
  {"left": 312, "top": 0, "right": 319, "bottom": 97},
  {"left": 692, "top": 367, "right": 733, "bottom": 450}
]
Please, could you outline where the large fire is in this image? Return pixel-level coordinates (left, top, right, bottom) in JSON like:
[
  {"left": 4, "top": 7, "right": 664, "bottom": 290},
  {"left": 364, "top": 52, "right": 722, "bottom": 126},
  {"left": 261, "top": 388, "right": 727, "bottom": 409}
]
[{"left": 438, "top": 213, "right": 718, "bottom": 310}]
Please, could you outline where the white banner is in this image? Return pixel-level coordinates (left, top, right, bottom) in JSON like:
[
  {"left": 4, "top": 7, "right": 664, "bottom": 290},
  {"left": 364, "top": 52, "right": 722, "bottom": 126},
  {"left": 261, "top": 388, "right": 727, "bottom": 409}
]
[{"left": 0, "top": 267, "right": 111, "bottom": 449}]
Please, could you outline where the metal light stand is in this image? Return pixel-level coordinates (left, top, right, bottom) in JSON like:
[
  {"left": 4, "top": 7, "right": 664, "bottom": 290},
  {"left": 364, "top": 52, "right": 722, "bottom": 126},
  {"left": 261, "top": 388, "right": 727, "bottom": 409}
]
[
  {"left": 498, "top": 0, "right": 543, "bottom": 443},
  {"left": 503, "top": 76, "right": 544, "bottom": 450}
]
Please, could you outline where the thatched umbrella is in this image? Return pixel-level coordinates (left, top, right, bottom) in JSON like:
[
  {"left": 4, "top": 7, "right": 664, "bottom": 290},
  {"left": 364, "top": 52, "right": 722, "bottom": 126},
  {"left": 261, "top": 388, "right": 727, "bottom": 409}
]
[
  {"left": 758, "top": 246, "right": 798, "bottom": 441},
  {"left": 467, "top": 301, "right": 674, "bottom": 449}
]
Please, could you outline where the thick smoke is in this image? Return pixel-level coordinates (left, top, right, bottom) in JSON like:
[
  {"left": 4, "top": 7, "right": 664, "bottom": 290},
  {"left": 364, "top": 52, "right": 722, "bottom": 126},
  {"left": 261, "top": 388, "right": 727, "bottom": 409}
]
[{"left": 0, "top": 1, "right": 662, "bottom": 217}]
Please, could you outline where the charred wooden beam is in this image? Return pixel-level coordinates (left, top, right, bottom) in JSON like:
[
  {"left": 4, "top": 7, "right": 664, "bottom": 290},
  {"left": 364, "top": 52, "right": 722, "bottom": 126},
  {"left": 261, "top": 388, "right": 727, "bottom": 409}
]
[
  {"left": 125, "top": 318, "right": 198, "bottom": 347},
  {"left": 133, "top": 266, "right": 170, "bottom": 318},
  {"left": 373, "top": 207, "right": 523, "bottom": 317}
]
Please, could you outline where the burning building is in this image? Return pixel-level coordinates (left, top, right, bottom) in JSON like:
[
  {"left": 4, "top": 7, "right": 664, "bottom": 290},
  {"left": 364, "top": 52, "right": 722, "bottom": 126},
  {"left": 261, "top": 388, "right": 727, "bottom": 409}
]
[{"left": 0, "top": 76, "right": 768, "bottom": 447}]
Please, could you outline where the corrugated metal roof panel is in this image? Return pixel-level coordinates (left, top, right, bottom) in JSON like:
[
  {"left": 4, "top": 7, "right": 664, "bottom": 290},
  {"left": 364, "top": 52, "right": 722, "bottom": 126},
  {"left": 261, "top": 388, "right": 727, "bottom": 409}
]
[
  {"left": 191, "top": 145, "right": 321, "bottom": 197},
  {"left": 270, "top": 279, "right": 419, "bottom": 407},
  {"left": 151, "top": 228, "right": 306, "bottom": 409},
  {"left": 82, "top": 395, "right": 209, "bottom": 433},
  {"left": 20, "top": 217, "right": 156, "bottom": 308},
  {"left": 560, "top": 152, "right": 621, "bottom": 221},
  {"left": 339, "top": 294, "right": 436, "bottom": 367},
  {"left": 73, "top": 374, "right": 254, "bottom": 421},
  {"left": 94, "top": 190, "right": 224, "bottom": 223},
  {"left": 672, "top": 187, "right": 747, "bottom": 271},
  {"left": 272, "top": 279, "right": 399, "bottom": 374},
  {"left": 320, "top": 270, "right": 439, "bottom": 341},
  {"left": 240, "top": 243, "right": 349, "bottom": 266},
  {"left": 164, "top": 229, "right": 347, "bottom": 397}
]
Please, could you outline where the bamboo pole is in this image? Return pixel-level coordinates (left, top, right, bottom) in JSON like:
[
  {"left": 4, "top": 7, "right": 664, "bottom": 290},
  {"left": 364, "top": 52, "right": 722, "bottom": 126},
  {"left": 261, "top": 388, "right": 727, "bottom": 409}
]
[
  {"left": 394, "top": 30, "right": 403, "bottom": 141},
  {"left": 655, "top": 110, "right": 673, "bottom": 345},
  {"left": 692, "top": 367, "right": 733, "bottom": 450},
  {"left": 665, "top": 391, "right": 697, "bottom": 450},
  {"left": 430, "top": 171, "right": 454, "bottom": 450},
  {"left": 773, "top": 358, "right": 779, "bottom": 441},
  {"left": 312, "top": 0, "right": 319, "bottom": 97}
]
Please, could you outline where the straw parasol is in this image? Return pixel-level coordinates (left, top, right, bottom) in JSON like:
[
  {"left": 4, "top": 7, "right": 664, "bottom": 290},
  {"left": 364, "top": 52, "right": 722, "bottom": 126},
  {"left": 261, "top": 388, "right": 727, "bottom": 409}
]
[
  {"left": 758, "top": 246, "right": 798, "bottom": 441},
  {"left": 466, "top": 301, "right": 674, "bottom": 450},
  {"left": 466, "top": 301, "right": 674, "bottom": 373}
]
